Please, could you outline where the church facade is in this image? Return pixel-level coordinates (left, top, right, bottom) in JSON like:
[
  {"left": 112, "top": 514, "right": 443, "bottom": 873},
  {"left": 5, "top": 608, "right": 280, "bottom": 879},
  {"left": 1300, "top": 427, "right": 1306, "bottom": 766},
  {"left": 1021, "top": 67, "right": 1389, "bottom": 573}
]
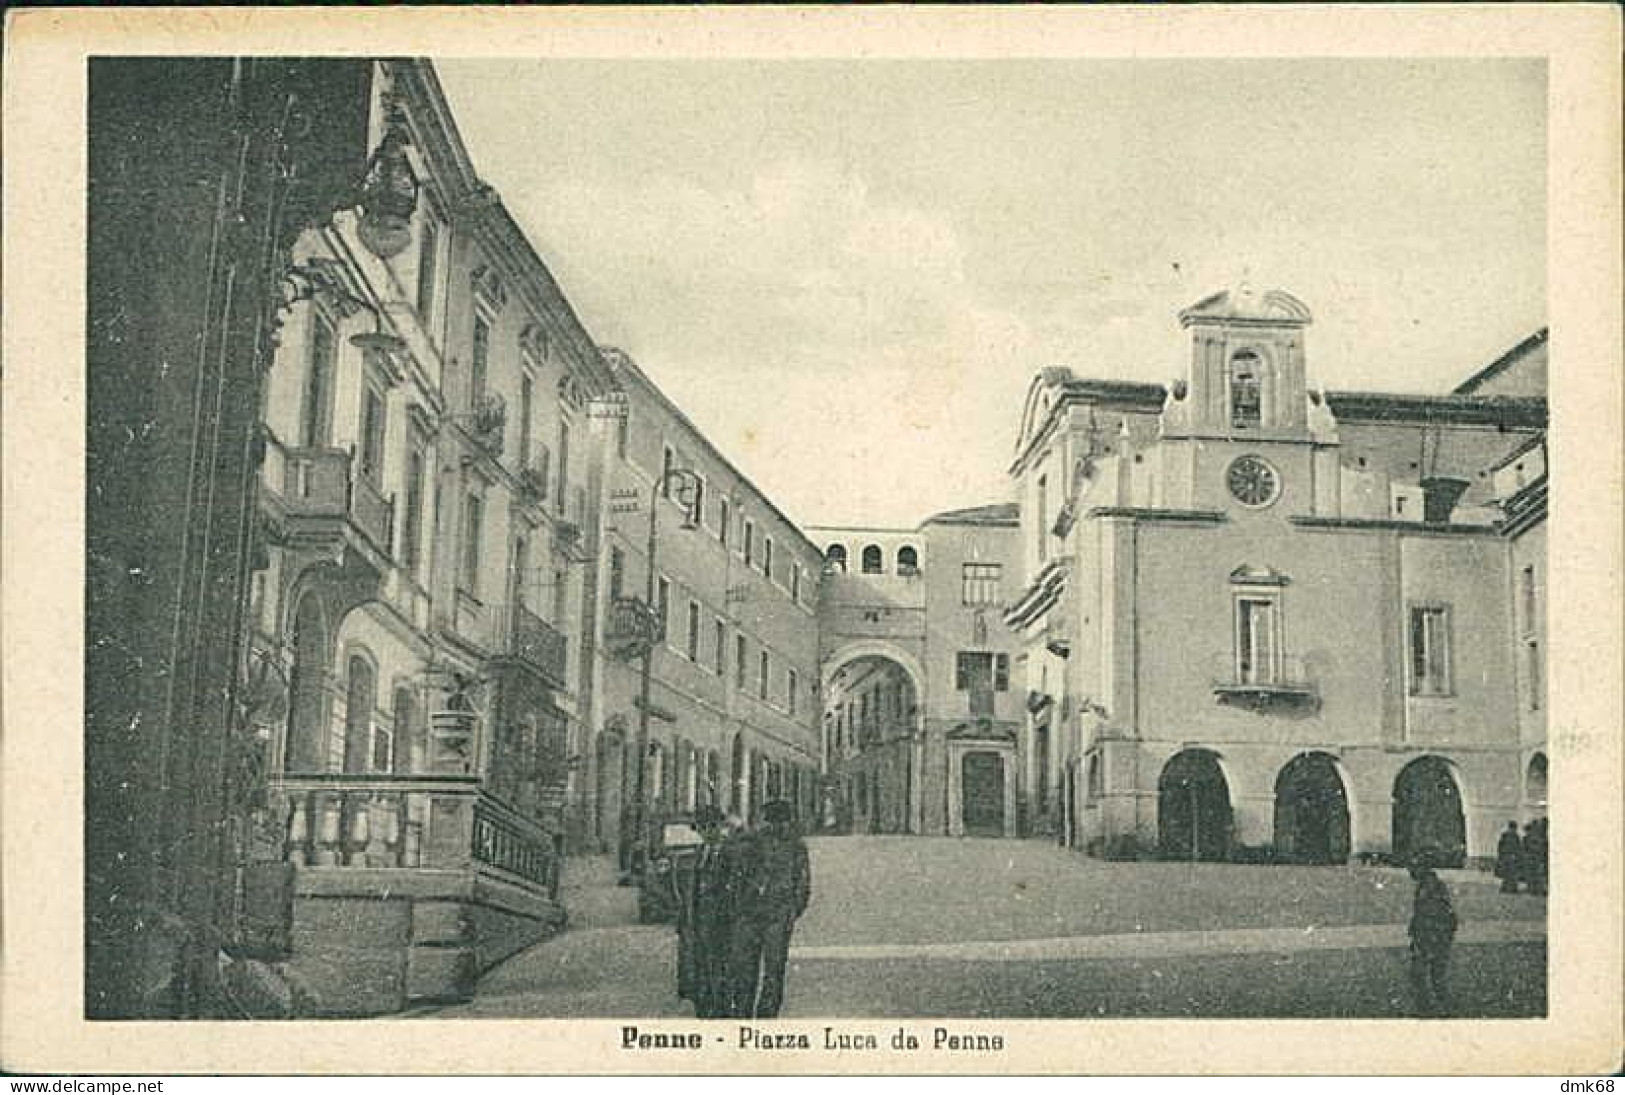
[{"left": 1005, "top": 289, "right": 1547, "bottom": 866}]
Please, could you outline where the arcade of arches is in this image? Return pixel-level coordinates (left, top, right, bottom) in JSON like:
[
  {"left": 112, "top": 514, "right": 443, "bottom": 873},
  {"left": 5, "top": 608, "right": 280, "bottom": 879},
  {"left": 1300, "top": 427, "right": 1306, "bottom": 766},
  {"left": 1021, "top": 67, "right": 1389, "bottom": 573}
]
[{"left": 1147, "top": 749, "right": 1501, "bottom": 866}]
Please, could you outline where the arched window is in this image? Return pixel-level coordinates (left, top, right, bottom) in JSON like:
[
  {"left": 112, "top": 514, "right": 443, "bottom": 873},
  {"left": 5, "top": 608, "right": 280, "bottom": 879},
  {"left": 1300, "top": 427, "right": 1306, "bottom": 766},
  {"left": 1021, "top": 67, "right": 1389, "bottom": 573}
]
[
  {"left": 341, "top": 654, "right": 377, "bottom": 774},
  {"left": 1526, "top": 752, "right": 1548, "bottom": 810},
  {"left": 1230, "top": 350, "right": 1262, "bottom": 429},
  {"left": 825, "top": 543, "right": 848, "bottom": 573},
  {"left": 392, "top": 685, "right": 418, "bottom": 774},
  {"left": 861, "top": 544, "right": 884, "bottom": 574},
  {"left": 896, "top": 545, "right": 919, "bottom": 576},
  {"left": 730, "top": 733, "right": 746, "bottom": 815},
  {"left": 285, "top": 592, "right": 330, "bottom": 773}
]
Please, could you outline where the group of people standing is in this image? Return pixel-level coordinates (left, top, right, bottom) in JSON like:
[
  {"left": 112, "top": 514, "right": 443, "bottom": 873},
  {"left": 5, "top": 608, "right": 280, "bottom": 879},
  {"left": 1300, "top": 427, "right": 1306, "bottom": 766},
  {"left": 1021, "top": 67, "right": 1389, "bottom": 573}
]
[
  {"left": 669, "top": 800, "right": 812, "bottom": 1019},
  {"left": 1494, "top": 817, "right": 1550, "bottom": 895}
]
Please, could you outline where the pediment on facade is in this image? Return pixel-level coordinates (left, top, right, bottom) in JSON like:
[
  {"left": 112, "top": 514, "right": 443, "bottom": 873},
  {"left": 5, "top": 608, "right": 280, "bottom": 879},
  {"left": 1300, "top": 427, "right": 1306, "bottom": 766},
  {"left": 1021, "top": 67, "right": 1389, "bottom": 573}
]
[
  {"left": 1179, "top": 287, "right": 1312, "bottom": 328},
  {"left": 947, "top": 719, "right": 1017, "bottom": 742},
  {"left": 1015, "top": 367, "right": 1074, "bottom": 457},
  {"left": 1229, "top": 563, "right": 1290, "bottom": 586}
]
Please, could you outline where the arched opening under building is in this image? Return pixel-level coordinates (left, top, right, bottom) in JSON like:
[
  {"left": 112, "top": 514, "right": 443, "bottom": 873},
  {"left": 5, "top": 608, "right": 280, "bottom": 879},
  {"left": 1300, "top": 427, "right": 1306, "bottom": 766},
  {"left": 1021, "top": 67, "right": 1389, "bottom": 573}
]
[
  {"left": 861, "top": 544, "right": 884, "bottom": 574},
  {"left": 1158, "top": 749, "right": 1233, "bottom": 861},
  {"left": 1392, "top": 756, "right": 1467, "bottom": 868},
  {"left": 896, "top": 545, "right": 919, "bottom": 576},
  {"left": 822, "top": 647, "right": 922, "bottom": 835},
  {"left": 1273, "top": 751, "right": 1350, "bottom": 864},
  {"left": 1526, "top": 752, "right": 1548, "bottom": 816},
  {"left": 824, "top": 543, "right": 848, "bottom": 573}
]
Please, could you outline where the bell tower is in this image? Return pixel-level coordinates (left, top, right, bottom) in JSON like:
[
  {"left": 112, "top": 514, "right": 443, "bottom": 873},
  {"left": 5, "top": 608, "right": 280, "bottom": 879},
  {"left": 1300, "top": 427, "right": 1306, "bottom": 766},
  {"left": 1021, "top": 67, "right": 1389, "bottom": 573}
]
[{"left": 1163, "top": 285, "right": 1314, "bottom": 441}]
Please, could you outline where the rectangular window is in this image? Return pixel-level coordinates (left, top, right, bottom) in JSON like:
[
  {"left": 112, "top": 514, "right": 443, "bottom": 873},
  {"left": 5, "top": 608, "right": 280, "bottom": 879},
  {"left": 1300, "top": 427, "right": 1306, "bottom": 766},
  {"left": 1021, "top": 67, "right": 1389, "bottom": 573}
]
[
  {"left": 662, "top": 445, "right": 676, "bottom": 499},
  {"left": 686, "top": 600, "right": 700, "bottom": 661},
  {"left": 718, "top": 499, "right": 730, "bottom": 546},
  {"left": 744, "top": 520, "right": 755, "bottom": 566},
  {"left": 302, "top": 311, "right": 336, "bottom": 447},
  {"left": 1036, "top": 475, "right": 1049, "bottom": 562},
  {"left": 401, "top": 441, "right": 426, "bottom": 574},
  {"left": 616, "top": 408, "right": 629, "bottom": 460},
  {"left": 371, "top": 720, "right": 393, "bottom": 775},
  {"left": 735, "top": 635, "right": 748, "bottom": 690},
  {"left": 555, "top": 420, "right": 570, "bottom": 516},
  {"left": 519, "top": 374, "right": 533, "bottom": 470},
  {"left": 962, "top": 562, "right": 1003, "bottom": 605},
  {"left": 461, "top": 492, "right": 483, "bottom": 596},
  {"left": 691, "top": 477, "right": 706, "bottom": 528},
  {"left": 608, "top": 546, "right": 625, "bottom": 603},
  {"left": 1236, "top": 596, "right": 1280, "bottom": 684},
  {"left": 714, "top": 619, "right": 726, "bottom": 676},
  {"left": 956, "top": 652, "right": 997, "bottom": 716},
  {"left": 657, "top": 577, "right": 671, "bottom": 642},
  {"left": 788, "top": 669, "right": 799, "bottom": 715},
  {"left": 792, "top": 565, "right": 801, "bottom": 602},
  {"left": 1521, "top": 565, "right": 1538, "bottom": 637},
  {"left": 995, "top": 653, "right": 1010, "bottom": 692},
  {"left": 758, "top": 650, "right": 770, "bottom": 701},
  {"left": 1410, "top": 605, "right": 1452, "bottom": 696},
  {"left": 764, "top": 536, "right": 774, "bottom": 579},
  {"left": 1526, "top": 640, "right": 1541, "bottom": 711},
  {"left": 416, "top": 215, "right": 439, "bottom": 323},
  {"left": 470, "top": 314, "right": 490, "bottom": 409},
  {"left": 359, "top": 384, "right": 387, "bottom": 485}
]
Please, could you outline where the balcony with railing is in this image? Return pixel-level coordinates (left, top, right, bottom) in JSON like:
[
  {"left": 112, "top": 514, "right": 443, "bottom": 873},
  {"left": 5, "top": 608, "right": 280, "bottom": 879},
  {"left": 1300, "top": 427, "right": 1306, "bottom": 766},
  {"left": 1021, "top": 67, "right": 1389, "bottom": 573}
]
[
  {"left": 270, "top": 769, "right": 566, "bottom": 1014},
  {"left": 277, "top": 772, "right": 561, "bottom": 895},
  {"left": 1210, "top": 652, "right": 1318, "bottom": 710},
  {"left": 267, "top": 441, "right": 395, "bottom": 557},
  {"left": 493, "top": 601, "right": 568, "bottom": 689}
]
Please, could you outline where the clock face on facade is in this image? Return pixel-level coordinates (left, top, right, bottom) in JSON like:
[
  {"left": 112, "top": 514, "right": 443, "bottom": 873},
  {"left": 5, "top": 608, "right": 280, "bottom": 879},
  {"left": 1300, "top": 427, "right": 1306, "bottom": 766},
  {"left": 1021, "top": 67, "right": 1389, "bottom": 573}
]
[{"left": 1227, "top": 455, "right": 1280, "bottom": 507}]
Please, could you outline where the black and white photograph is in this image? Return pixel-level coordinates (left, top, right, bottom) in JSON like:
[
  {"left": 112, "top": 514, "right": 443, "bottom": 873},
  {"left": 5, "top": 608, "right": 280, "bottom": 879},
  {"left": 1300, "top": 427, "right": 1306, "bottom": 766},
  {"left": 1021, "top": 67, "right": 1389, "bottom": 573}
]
[{"left": 4, "top": 3, "right": 1621, "bottom": 1078}]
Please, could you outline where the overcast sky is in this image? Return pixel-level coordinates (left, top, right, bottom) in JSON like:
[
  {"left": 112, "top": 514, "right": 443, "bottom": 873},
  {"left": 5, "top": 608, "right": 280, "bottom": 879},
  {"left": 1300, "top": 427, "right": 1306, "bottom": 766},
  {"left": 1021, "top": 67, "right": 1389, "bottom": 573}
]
[{"left": 437, "top": 59, "right": 1545, "bottom": 529}]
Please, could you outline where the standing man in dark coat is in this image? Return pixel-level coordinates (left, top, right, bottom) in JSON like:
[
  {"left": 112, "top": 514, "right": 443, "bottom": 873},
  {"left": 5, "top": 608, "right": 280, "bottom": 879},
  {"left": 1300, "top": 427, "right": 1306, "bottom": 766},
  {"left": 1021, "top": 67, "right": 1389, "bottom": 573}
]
[
  {"left": 674, "top": 806, "right": 735, "bottom": 1017},
  {"left": 729, "top": 799, "right": 812, "bottom": 1018},
  {"left": 1407, "top": 851, "right": 1459, "bottom": 1017},
  {"left": 1525, "top": 817, "right": 1549, "bottom": 896},
  {"left": 1495, "top": 820, "right": 1524, "bottom": 893}
]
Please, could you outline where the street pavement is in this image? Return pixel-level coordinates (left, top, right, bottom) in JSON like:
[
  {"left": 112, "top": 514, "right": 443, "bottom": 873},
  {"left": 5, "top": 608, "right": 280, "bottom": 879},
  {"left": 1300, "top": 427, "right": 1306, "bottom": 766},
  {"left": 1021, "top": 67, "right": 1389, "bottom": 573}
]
[{"left": 429, "top": 835, "right": 1546, "bottom": 1019}]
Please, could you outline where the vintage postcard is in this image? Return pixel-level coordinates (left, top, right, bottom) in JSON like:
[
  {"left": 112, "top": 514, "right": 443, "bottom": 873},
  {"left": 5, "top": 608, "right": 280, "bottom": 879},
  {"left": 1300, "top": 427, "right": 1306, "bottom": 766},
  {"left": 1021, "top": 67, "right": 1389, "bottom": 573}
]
[{"left": 2, "top": 3, "right": 1620, "bottom": 1077}]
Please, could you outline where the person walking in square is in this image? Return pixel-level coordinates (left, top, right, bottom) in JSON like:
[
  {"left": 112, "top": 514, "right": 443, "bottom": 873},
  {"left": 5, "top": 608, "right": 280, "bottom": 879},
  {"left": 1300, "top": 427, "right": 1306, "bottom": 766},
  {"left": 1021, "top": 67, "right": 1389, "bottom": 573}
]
[
  {"left": 1407, "top": 850, "right": 1458, "bottom": 1017},
  {"left": 1495, "top": 820, "right": 1524, "bottom": 893},
  {"left": 728, "top": 799, "right": 812, "bottom": 1018}
]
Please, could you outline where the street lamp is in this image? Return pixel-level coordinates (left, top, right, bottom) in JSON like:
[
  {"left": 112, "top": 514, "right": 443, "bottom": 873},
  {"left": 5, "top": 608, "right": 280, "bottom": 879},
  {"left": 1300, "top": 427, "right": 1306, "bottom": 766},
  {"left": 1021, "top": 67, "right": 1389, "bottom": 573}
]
[{"left": 626, "top": 465, "right": 701, "bottom": 879}]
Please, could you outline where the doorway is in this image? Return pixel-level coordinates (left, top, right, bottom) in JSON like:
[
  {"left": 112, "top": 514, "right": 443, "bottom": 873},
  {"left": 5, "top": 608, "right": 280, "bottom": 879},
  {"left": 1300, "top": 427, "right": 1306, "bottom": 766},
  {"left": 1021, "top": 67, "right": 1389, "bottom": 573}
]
[
  {"left": 595, "top": 729, "right": 624, "bottom": 855},
  {"left": 961, "top": 751, "right": 1006, "bottom": 837}
]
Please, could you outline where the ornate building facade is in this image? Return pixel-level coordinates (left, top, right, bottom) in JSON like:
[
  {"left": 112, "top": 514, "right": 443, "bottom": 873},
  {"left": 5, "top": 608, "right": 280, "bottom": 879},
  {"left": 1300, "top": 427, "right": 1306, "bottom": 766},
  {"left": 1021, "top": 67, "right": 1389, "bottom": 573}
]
[{"left": 1005, "top": 289, "right": 1547, "bottom": 867}]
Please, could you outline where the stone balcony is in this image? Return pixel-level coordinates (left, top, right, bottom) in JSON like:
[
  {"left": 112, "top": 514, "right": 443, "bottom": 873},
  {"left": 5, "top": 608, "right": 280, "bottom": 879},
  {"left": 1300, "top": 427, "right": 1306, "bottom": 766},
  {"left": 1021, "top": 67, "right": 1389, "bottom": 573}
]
[
  {"left": 262, "top": 440, "right": 394, "bottom": 560},
  {"left": 270, "top": 772, "right": 566, "bottom": 1015}
]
